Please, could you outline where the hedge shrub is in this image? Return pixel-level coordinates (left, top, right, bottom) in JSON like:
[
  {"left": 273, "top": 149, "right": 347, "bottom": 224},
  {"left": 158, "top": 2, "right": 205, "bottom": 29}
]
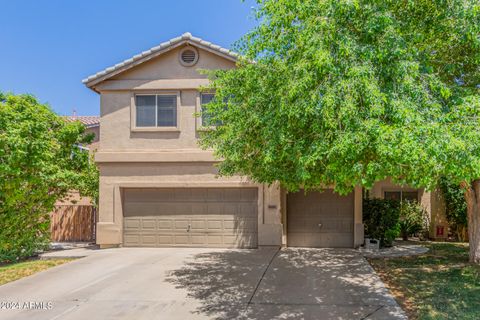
[
  {"left": 363, "top": 198, "right": 400, "bottom": 247},
  {"left": 398, "top": 200, "right": 427, "bottom": 240},
  {"left": 439, "top": 178, "right": 468, "bottom": 241},
  {"left": 0, "top": 93, "right": 97, "bottom": 263}
]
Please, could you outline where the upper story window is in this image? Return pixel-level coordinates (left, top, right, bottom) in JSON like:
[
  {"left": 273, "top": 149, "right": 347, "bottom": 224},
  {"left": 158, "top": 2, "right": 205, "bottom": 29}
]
[
  {"left": 200, "top": 93, "right": 215, "bottom": 127},
  {"left": 136, "top": 94, "right": 177, "bottom": 127},
  {"left": 384, "top": 190, "right": 418, "bottom": 202}
]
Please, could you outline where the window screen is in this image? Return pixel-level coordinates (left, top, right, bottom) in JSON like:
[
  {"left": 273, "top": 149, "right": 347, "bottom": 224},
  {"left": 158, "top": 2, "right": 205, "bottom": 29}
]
[
  {"left": 136, "top": 95, "right": 156, "bottom": 127},
  {"left": 384, "top": 191, "right": 418, "bottom": 202},
  {"left": 201, "top": 93, "right": 215, "bottom": 127},
  {"left": 402, "top": 191, "right": 418, "bottom": 202},
  {"left": 157, "top": 95, "right": 177, "bottom": 127},
  {"left": 135, "top": 94, "right": 177, "bottom": 127},
  {"left": 384, "top": 191, "right": 401, "bottom": 201}
]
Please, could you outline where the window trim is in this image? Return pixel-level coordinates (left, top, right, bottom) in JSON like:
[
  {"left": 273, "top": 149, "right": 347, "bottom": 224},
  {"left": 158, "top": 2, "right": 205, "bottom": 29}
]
[{"left": 131, "top": 91, "right": 181, "bottom": 132}]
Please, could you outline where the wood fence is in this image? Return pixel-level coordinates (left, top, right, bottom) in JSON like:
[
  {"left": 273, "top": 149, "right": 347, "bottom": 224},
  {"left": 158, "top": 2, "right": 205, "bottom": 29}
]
[{"left": 50, "top": 205, "right": 96, "bottom": 242}]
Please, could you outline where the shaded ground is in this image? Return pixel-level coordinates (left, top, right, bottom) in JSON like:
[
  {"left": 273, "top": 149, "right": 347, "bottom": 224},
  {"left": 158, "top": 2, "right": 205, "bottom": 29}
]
[
  {"left": 369, "top": 241, "right": 480, "bottom": 320},
  {"left": 0, "top": 247, "right": 405, "bottom": 320},
  {"left": 166, "top": 248, "right": 405, "bottom": 319}
]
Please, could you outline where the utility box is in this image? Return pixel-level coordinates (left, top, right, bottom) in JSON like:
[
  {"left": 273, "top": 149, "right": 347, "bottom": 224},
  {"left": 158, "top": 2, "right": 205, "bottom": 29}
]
[{"left": 364, "top": 238, "right": 380, "bottom": 250}]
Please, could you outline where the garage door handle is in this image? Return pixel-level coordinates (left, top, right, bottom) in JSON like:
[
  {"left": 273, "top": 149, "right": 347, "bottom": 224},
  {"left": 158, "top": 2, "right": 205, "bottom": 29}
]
[
  {"left": 318, "top": 223, "right": 322, "bottom": 228},
  {"left": 187, "top": 224, "right": 191, "bottom": 232}
]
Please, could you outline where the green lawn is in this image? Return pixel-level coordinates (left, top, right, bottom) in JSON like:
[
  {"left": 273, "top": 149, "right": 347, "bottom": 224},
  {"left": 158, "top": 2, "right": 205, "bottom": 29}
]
[
  {"left": 369, "top": 242, "right": 480, "bottom": 320},
  {"left": 0, "top": 258, "right": 74, "bottom": 286}
]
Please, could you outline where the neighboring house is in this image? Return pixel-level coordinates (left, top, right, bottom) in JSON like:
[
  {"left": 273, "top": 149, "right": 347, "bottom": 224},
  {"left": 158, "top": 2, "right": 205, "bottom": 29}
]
[
  {"left": 58, "top": 115, "right": 100, "bottom": 206},
  {"left": 83, "top": 33, "right": 448, "bottom": 249},
  {"left": 64, "top": 115, "right": 101, "bottom": 151}
]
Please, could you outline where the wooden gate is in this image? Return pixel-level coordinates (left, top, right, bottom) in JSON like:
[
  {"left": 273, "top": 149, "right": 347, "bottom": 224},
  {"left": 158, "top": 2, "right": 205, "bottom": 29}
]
[{"left": 50, "top": 205, "right": 96, "bottom": 242}]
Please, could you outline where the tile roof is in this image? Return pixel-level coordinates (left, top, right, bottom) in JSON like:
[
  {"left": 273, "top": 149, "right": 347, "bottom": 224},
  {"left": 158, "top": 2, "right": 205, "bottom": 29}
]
[
  {"left": 64, "top": 116, "right": 100, "bottom": 128},
  {"left": 82, "top": 32, "right": 239, "bottom": 88}
]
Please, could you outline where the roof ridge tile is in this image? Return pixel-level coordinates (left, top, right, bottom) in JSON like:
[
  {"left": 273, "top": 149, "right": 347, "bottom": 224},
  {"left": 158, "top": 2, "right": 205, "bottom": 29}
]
[{"left": 82, "top": 33, "right": 238, "bottom": 85}]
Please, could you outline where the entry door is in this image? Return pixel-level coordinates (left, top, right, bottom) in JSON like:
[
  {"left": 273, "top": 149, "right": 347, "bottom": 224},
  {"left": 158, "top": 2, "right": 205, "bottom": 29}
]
[{"left": 287, "top": 189, "right": 354, "bottom": 247}]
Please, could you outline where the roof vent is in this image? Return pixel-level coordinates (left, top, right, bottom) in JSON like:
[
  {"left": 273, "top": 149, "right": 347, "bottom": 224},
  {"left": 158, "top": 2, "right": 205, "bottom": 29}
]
[{"left": 179, "top": 47, "right": 198, "bottom": 66}]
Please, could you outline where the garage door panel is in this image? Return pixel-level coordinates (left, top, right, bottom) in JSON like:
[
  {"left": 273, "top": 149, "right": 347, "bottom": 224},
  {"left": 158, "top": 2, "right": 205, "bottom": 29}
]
[
  {"left": 241, "top": 188, "right": 258, "bottom": 201},
  {"left": 207, "top": 203, "right": 223, "bottom": 215},
  {"left": 287, "top": 189, "right": 354, "bottom": 248},
  {"left": 157, "top": 220, "right": 174, "bottom": 230},
  {"left": 287, "top": 221, "right": 305, "bottom": 232},
  {"left": 223, "top": 203, "right": 238, "bottom": 215},
  {"left": 125, "top": 202, "right": 181, "bottom": 216},
  {"left": 174, "top": 220, "right": 189, "bottom": 229},
  {"left": 223, "top": 235, "right": 237, "bottom": 245},
  {"left": 158, "top": 235, "right": 173, "bottom": 245},
  {"left": 206, "top": 189, "right": 223, "bottom": 201},
  {"left": 142, "top": 235, "right": 156, "bottom": 246},
  {"left": 174, "top": 189, "right": 193, "bottom": 201},
  {"left": 123, "top": 188, "right": 258, "bottom": 248},
  {"left": 141, "top": 219, "right": 156, "bottom": 230},
  {"left": 174, "top": 235, "right": 189, "bottom": 245},
  {"left": 125, "top": 189, "right": 175, "bottom": 202},
  {"left": 190, "top": 220, "right": 206, "bottom": 230},
  {"left": 240, "top": 203, "right": 257, "bottom": 215},
  {"left": 223, "top": 219, "right": 257, "bottom": 230},
  {"left": 124, "top": 219, "right": 141, "bottom": 229},
  {"left": 124, "top": 234, "right": 140, "bottom": 246},
  {"left": 224, "top": 189, "right": 241, "bottom": 201},
  {"left": 207, "top": 220, "right": 222, "bottom": 230},
  {"left": 191, "top": 234, "right": 207, "bottom": 244}
]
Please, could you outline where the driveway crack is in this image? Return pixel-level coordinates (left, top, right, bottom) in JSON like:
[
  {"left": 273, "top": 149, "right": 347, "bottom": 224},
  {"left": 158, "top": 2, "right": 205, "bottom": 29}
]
[
  {"left": 246, "top": 247, "right": 281, "bottom": 306},
  {"left": 360, "top": 305, "right": 384, "bottom": 319}
]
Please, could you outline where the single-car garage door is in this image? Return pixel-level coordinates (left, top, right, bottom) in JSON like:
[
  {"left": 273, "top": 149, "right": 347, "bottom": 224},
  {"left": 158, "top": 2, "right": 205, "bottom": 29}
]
[
  {"left": 287, "top": 189, "right": 354, "bottom": 248},
  {"left": 123, "top": 188, "right": 258, "bottom": 248}
]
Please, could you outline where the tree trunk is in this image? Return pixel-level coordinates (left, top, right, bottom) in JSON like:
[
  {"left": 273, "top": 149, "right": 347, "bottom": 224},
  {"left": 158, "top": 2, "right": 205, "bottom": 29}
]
[{"left": 463, "top": 179, "right": 480, "bottom": 263}]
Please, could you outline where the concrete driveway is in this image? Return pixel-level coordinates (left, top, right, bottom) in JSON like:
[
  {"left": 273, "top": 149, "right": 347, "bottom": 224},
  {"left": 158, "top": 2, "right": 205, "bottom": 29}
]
[{"left": 0, "top": 247, "right": 406, "bottom": 320}]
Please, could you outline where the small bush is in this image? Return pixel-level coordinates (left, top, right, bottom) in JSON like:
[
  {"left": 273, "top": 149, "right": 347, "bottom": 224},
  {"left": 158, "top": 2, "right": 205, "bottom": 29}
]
[
  {"left": 0, "top": 211, "right": 51, "bottom": 262},
  {"left": 398, "top": 201, "right": 427, "bottom": 240},
  {"left": 363, "top": 198, "right": 400, "bottom": 247}
]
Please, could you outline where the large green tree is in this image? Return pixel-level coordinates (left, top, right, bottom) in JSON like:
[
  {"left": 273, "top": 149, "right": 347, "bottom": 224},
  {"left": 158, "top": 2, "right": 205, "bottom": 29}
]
[
  {"left": 200, "top": 0, "right": 480, "bottom": 262},
  {"left": 0, "top": 93, "right": 98, "bottom": 262}
]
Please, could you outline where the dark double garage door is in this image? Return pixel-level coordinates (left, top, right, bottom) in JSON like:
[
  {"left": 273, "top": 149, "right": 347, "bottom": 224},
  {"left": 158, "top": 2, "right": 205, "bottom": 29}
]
[{"left": 123, "top": 188, "right": 258, "bottom": 248}]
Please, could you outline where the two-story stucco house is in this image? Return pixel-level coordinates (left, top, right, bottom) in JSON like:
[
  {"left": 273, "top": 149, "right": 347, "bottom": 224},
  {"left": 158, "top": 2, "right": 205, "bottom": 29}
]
[{"left": 83, "top": 33, "right": 448, "bottom": 249}]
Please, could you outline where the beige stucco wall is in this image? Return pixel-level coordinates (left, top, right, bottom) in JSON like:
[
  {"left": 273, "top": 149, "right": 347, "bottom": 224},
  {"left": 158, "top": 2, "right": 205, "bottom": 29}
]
[
  {"left": 354, "top": 185, "right": 364, "bottom": 247},
  {"left": 97, "top": 162, "right": 283, "bottom": 246},
  {"left": 93, "top": 43, "right": 287, "bottom": 247},
  {"left": 109, "top": 46, "right": 235, "bottom": 81},
  {"left": 97, "top": 47, "right": 234, "bottom": 152},
  {"left": 100, "top": 46, "right": 230, "bottom": 149},
  {"left": 99, "top": 90, "right": 207, "bottom": 151},
  {"left": 429, "top": 187, "right": 448, "bottom": 239},
  {"left": 370, "top": 178, "right": 448, "bottom": 239}
]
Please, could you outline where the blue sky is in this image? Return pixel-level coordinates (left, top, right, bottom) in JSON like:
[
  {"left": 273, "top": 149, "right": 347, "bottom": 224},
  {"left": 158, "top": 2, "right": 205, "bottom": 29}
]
[{"left": 0, "top": 0, "right": 258, "bottom": 115}]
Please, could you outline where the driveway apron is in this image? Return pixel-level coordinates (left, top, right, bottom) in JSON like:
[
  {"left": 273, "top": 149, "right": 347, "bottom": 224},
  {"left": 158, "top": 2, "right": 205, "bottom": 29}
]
[{"left": 0, "top": 247, "right": 406, "bottom": 320}]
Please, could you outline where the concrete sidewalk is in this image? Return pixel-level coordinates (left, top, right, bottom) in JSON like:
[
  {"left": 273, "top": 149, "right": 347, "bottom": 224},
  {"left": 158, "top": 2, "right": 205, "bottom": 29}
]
[{"left": 0, "top": 247, "right": 406, "bottom": 320}]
